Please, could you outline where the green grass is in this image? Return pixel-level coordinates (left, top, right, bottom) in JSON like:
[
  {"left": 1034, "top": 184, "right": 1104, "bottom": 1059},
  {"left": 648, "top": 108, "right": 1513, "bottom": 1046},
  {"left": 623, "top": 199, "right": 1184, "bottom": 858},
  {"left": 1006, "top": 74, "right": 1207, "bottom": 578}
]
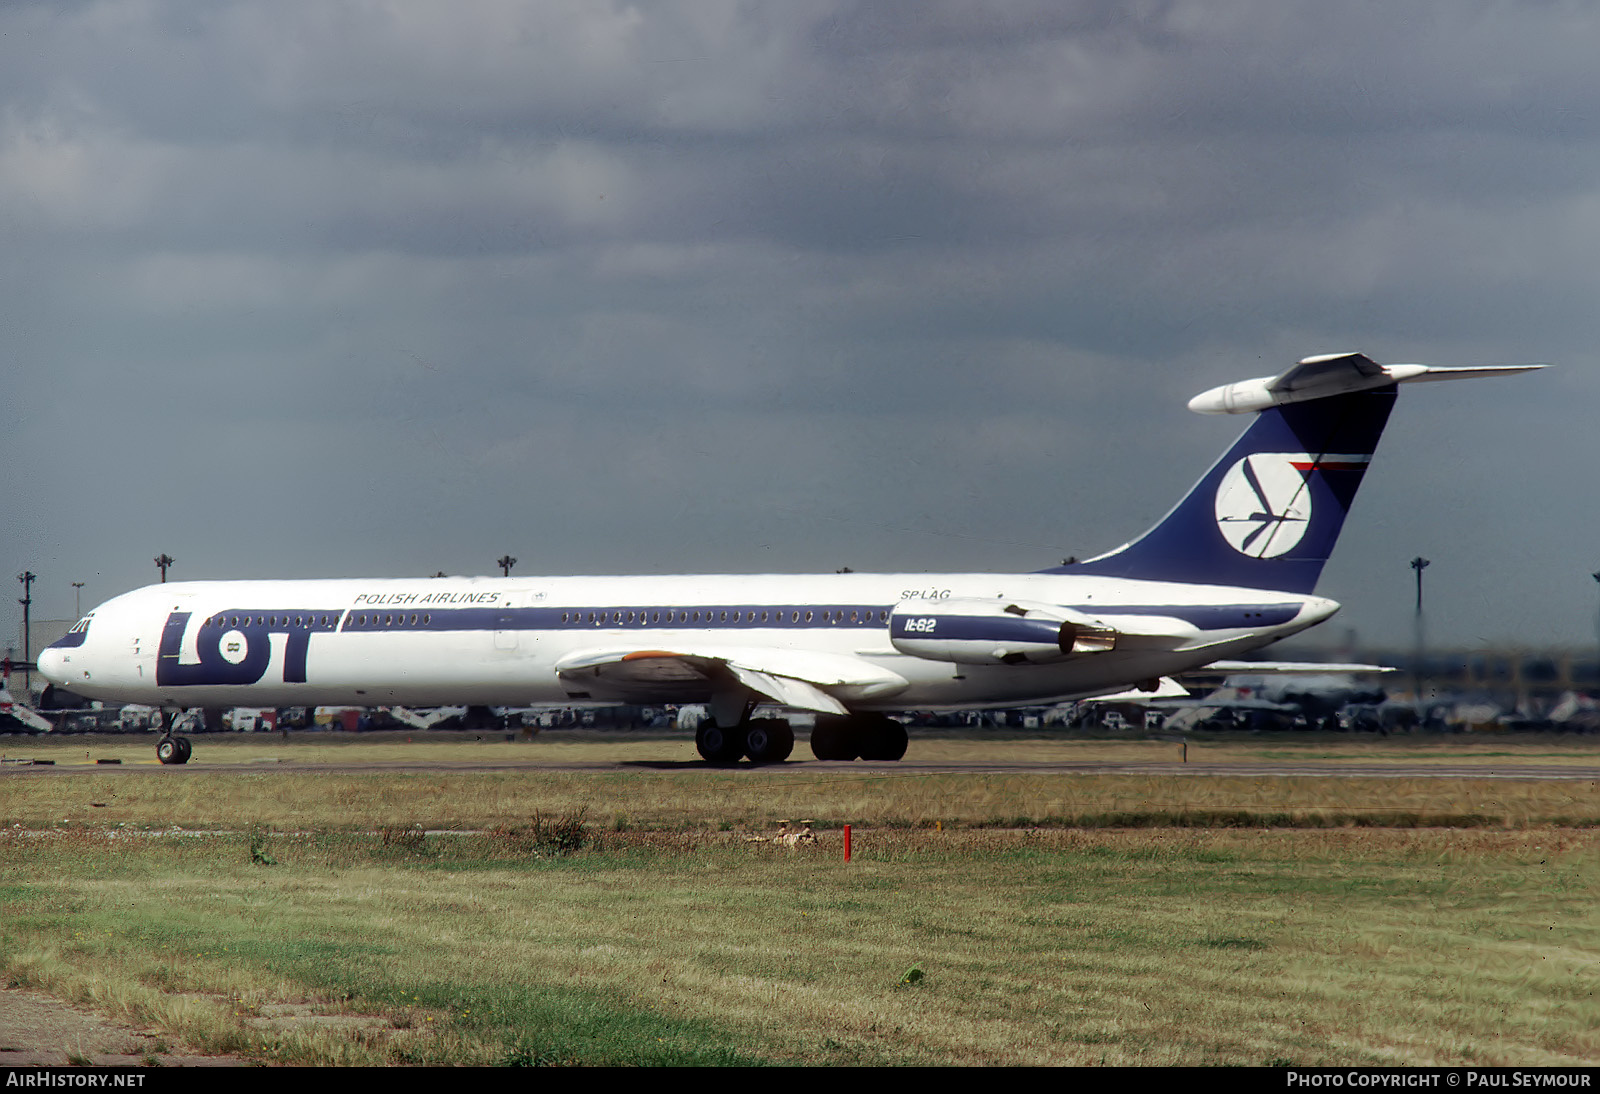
[{"left": 2, "top": 826, "right": 1596, "bottom": 1066}]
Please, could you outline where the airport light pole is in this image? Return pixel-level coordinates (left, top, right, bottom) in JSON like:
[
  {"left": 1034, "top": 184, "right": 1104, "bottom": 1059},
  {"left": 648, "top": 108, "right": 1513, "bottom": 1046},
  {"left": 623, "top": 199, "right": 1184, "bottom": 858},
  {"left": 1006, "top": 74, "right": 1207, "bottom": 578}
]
[
  {"left": 1592, "top": 570, "right": 1600, "bottom": 693},
  {"left": 498, "top": 555, "right": 517, "bottom": 577},
  {"left": 154, "top": 554, "right": 174, "bottom": 583},
  {"left": 72, "top": 582, "right": 84, "bottom": 618},
  {"left": 16, "top": 571, "right": 34, "bottom": 693},
  {"left": 1410, "top": 556, "right": 1430, "bottom": 702}
]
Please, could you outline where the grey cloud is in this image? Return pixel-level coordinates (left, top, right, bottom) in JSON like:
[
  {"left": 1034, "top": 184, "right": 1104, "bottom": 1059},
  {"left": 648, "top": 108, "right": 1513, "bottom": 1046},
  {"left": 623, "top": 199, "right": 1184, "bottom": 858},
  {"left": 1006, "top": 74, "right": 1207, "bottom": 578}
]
[{"left": 3, "top": 1, "right": 1596, "bottom": 648}]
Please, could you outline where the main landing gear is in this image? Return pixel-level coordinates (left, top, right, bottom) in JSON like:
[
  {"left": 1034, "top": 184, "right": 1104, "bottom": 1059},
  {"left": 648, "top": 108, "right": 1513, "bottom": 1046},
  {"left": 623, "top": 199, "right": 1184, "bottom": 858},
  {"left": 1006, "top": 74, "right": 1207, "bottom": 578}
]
[
  {"left": 695, "top": 712, "right": 911, "bottom": 764},
  {"left": 155, "top": 710, "right": 192, "bottom": 766},
  {"left": 696, "top": 718, "right": 794, "bottom": 765},
  {"left": 809, "top": 713, "right": 908, "bottom": 761}
]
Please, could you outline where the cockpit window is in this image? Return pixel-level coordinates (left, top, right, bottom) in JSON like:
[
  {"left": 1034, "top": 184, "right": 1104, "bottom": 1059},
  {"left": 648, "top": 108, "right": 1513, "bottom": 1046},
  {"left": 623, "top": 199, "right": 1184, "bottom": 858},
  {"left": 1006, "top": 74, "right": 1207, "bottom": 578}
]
[{"left": 48, "top": 614, "right": 94, "bottom": 650}]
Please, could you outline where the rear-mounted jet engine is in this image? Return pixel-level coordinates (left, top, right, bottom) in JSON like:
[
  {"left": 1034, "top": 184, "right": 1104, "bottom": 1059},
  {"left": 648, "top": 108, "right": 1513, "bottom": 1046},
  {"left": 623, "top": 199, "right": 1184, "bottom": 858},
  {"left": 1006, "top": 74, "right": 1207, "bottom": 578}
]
[{"left": 888, "top": 598, "right": 1117, "bottom": 666}]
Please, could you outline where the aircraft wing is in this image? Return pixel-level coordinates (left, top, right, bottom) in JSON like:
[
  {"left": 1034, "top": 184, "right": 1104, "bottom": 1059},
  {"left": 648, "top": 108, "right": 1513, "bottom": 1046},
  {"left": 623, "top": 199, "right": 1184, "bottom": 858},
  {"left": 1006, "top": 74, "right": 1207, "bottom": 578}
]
[
  {"left": 1079, "top": 661, "right": 1393, "bottom": 703},
  {"left": 1183, "top": 661, "right": 1397, "bottom": 676},
  {"left": 554, "top": 644, "right": 910, "bottom": 714},
  {"left": 0, "top": 689, "right": 53, "bottom": 733},
  {"left": 1081, "top": 677, "right": 1191, "bottom": 701}
]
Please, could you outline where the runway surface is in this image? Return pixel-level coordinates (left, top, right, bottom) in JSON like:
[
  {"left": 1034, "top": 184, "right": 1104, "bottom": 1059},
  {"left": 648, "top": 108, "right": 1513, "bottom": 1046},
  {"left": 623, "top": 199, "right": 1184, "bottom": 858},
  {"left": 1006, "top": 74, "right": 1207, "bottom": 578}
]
[{"left": 5, "top": 755, "right": 1598, "bottom": 780}]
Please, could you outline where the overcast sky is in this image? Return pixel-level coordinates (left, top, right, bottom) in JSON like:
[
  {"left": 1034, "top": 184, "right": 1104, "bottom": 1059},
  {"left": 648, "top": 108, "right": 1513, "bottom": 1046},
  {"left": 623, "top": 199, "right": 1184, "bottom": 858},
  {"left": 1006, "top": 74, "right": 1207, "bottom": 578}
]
[{"left": 4, "top": 1, "right": 1597, "bottom": 653}]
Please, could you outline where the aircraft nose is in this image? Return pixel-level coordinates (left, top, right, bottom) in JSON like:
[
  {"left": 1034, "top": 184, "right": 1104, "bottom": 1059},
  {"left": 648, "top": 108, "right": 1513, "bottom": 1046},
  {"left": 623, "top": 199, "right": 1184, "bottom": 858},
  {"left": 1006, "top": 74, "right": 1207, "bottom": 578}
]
[{"left": 36, "top": 647, "right": 66, "bottom": 685}]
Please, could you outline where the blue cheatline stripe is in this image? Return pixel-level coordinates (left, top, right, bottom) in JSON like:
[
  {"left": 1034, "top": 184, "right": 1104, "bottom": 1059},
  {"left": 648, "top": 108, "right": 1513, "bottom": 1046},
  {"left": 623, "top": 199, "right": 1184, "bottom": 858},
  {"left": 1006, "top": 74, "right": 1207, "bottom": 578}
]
[
  {"left": 1099, "top": 604, "right": 1301, "bottom": 628},
  {"left": 889, "top": 604, "right": 1298, "bottom": 640},
  {"left": 337, "top": 604, "right": 894, "bottom": 632},
  {"left": 188, "top": 601, "right": 1299, "bottom": 636}
]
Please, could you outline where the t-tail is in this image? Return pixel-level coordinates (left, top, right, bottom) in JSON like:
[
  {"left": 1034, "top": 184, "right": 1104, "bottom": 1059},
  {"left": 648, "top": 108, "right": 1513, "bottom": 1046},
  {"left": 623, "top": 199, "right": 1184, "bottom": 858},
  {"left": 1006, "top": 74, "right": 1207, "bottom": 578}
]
[{"left": 1049, "top": 352, "right": 1544, "bottom": 595}]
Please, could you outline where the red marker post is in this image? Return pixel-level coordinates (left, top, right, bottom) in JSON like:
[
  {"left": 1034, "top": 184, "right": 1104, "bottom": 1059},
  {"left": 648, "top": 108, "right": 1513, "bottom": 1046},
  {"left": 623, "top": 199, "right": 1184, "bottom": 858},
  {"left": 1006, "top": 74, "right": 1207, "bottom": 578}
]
[{"left": 843, "top": 825, "right": 851, "bottom": 863}]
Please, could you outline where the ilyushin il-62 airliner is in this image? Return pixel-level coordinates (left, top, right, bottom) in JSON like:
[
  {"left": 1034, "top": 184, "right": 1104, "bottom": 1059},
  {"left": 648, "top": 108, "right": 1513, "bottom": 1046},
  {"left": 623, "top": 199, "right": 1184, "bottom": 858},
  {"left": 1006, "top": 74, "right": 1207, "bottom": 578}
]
[{"left": 38, "top": 353, "right": 1539, "bottom": 765}]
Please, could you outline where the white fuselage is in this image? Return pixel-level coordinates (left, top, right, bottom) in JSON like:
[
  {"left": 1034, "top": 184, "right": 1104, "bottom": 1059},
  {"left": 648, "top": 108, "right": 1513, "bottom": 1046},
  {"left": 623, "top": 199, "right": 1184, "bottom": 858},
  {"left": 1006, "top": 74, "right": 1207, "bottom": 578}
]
[{"left": 38, "top": 572, "right": 1337, "bottom": 713}]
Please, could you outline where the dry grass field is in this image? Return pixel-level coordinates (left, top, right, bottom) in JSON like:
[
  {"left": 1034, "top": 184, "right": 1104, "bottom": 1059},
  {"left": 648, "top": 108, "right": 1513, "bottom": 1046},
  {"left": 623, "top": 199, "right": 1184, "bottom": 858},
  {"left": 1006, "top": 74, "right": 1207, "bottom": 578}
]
[
  {"left": 2, "top": 731, "right": 1596, "bottom": 1066},
  {"left": 3, "top": 730, "right": 1598, "bottom": 832}
]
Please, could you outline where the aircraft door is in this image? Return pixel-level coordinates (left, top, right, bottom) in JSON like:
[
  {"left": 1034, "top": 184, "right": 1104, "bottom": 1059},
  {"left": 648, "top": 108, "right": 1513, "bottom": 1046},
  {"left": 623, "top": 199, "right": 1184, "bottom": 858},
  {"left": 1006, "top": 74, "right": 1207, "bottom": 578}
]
[
  {"left": 493, "top": 599, "right": 518, "bottom": 651},
  {"left": 494, "top": 619, "right": 517, "bottom": 650},
  {"left": 131, "top": 626, "right": 155, "bottom": 680}
]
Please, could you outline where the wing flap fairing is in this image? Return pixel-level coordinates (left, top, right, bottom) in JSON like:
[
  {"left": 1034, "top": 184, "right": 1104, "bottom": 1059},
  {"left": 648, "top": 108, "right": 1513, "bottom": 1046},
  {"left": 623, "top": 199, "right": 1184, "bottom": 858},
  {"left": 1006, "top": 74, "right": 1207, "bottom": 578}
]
[{"left": 554, "top": 644, "right": 907, "bottom": 713}]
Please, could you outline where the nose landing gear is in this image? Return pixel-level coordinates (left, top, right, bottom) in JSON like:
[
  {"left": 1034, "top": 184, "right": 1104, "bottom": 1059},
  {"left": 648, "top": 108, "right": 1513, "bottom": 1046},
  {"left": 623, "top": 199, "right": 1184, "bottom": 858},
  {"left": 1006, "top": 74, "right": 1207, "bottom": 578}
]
[
  {"left": 155, "top": 710, "right": 192, "bottom": 765},
  {"left": 156, "top": 733, "right": 192, "bottom": 765}
]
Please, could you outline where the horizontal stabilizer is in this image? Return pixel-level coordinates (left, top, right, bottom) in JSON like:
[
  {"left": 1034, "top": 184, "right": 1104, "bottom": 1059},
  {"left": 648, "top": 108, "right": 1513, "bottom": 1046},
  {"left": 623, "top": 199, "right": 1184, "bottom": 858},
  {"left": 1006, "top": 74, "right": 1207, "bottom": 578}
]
[{"left": 1189, "top": 353, "right": 1545, "bottom": 415}]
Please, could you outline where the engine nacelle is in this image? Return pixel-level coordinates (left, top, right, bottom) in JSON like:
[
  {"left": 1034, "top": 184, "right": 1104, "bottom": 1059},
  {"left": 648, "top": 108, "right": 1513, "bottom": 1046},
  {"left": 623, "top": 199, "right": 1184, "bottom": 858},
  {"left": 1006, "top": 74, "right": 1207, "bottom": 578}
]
[{"left": 888, "top": 598, "right": 1117, "bottom": 666}]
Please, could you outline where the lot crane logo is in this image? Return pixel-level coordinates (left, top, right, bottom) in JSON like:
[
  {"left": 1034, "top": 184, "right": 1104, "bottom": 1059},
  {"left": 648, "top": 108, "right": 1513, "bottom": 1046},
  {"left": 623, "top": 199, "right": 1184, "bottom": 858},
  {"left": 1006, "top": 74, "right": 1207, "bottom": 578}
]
[
  {"left": 1213, "top": 452, "right": 1372, "bottom": 558},
  {"left": 1212, "top": 453, "right": 1303, "bottom": 558}
]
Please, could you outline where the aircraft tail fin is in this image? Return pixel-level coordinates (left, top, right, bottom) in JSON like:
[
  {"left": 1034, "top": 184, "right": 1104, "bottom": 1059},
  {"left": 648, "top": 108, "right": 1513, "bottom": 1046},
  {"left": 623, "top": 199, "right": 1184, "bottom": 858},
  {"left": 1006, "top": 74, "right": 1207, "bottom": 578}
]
[
  {"left": 1054, "top": 386, "right": 1396, "bottom": 593},
  {"left": 1054, "top": 387, "right": 1395, "bottom": 593},
  {"left": 1051, "top": 354, "right": 1542, "bottom": 594}
]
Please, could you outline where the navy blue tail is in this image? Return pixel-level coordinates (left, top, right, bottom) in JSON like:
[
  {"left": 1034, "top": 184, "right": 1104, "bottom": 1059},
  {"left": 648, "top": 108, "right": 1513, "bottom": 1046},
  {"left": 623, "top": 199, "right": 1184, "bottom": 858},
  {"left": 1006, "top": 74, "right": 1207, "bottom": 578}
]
[{"left": 1049, "top": 386, "right": 1398, "bottom": 594}]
